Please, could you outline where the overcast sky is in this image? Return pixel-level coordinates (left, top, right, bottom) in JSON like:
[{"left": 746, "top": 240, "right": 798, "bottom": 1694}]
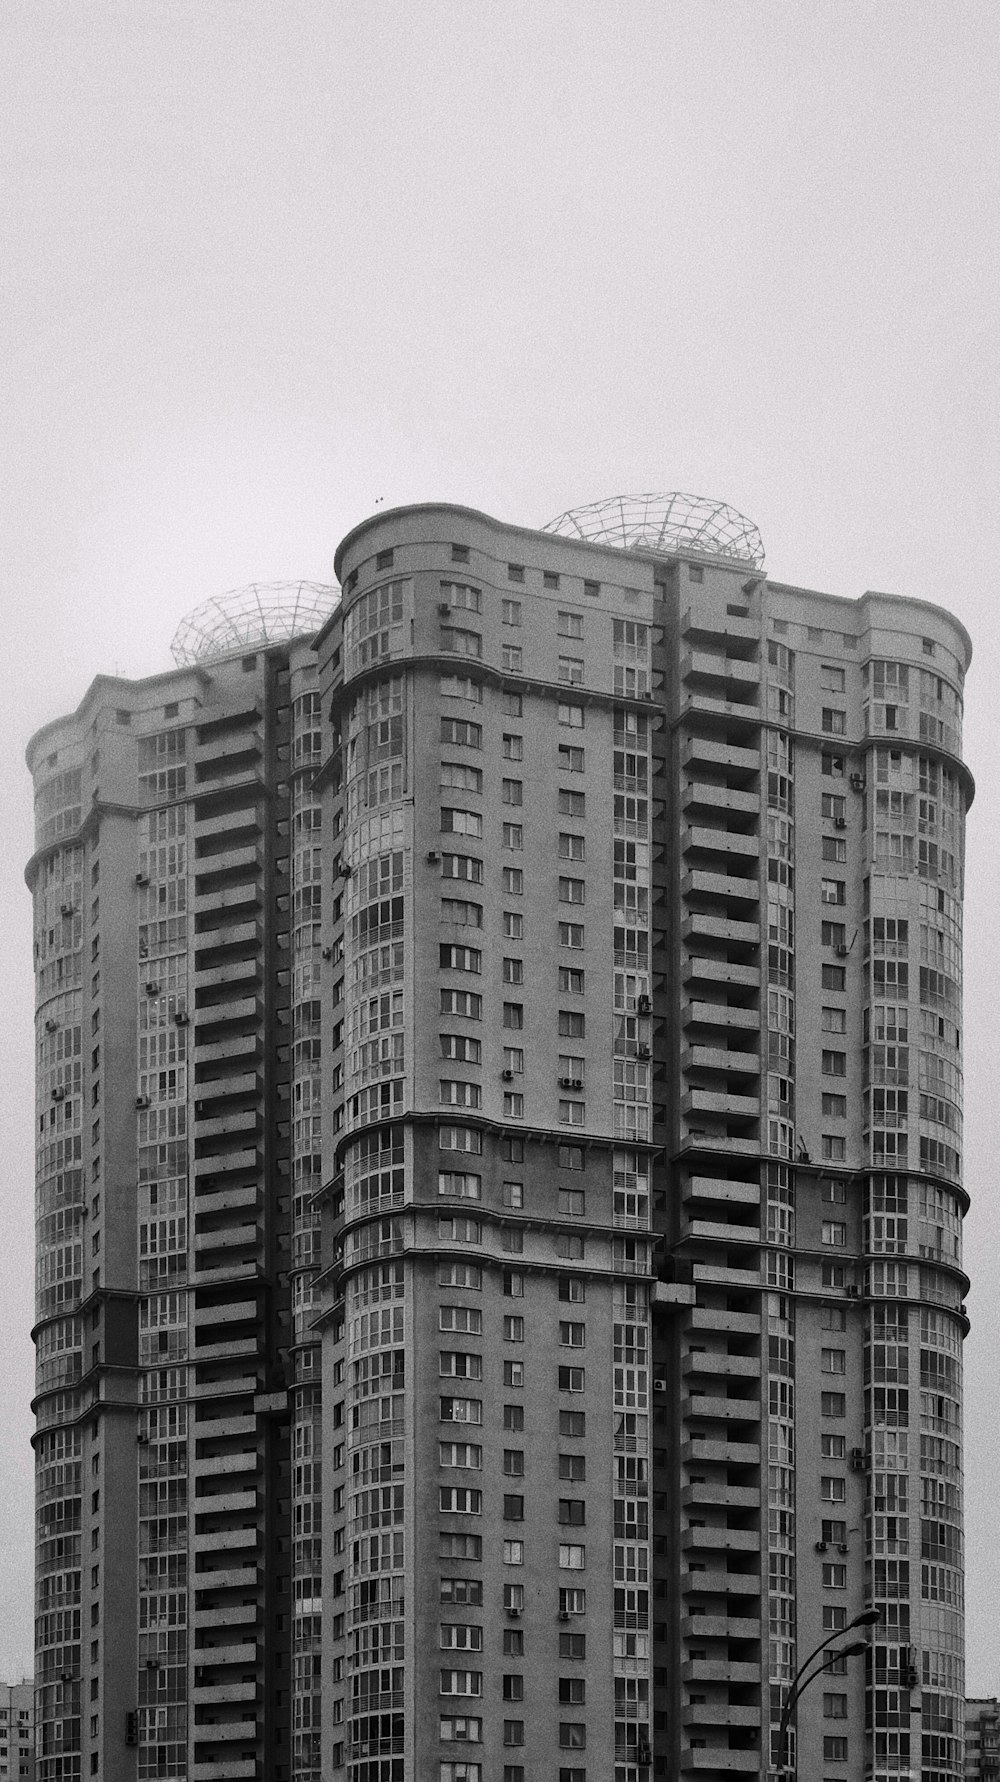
[{"left": 1, "top": 0, "right": 998, "bottom": 1688}]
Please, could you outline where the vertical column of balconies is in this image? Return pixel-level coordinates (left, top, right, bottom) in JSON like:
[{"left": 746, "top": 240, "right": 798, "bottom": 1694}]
[
  {"left": 289, "top": 673, "right": 325, "bottom": 1782},
  {"left": 860, "top": 646, "right": 969, "bottom": 1782},
  {"left": 31, "top": 824, "right": 86, "bottom": 1782},
  {"left": 187, "top": 698, "right": 269, "bottom": 1782},
  {"left": 673, "top": 592, "right": 764, "bottom": 1777},
  {"left": 135, "top": 793, "right": 191, "bottom": 1780}
]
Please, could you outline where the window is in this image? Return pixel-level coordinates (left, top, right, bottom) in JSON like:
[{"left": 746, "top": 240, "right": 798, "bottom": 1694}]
[
  {"left": 450, "top": 544, "right": 470, "bottom": 564},
  {"left": 502, "top": 823, "right": 523, "bottom": 851},
  {"left": 442, "top": 807, "right": 484, "bottom": 839},
  {"left": 559, "top": 923, "right": 584, "bottom": 948},
  {"left": 504, "top": 1315, "right": 525, "bottom": 1341},
  {"left": 439, "top": 1622, "right": 483, "bottom": 1650},
  {"left": 503, "top": 1541, "right": 524, "bottom": 1566},
  {"left": 559, "top": 832, "right": 585, "bottom": 861},
  {"left": 824, "top": 1735, "right": 849, "bottom": 1760},
  {"left": 504, "top": 912, "right": 523, "bottom": 940},
  {"left": 440, "top": 1351, "right": 483, "bottom": 1379},
  {"left": 559, "top": 1678, "right": 586, "bottom": 1704},
  {"left": 440, "top": 944, "right": 482, "bottom": 974},
  {"left": 441, "top": 1578, "right": 484, "bottom": 1606},
  {"left": 504, "top": 1404, "right": 524, "bottom": 1431},
  {"left": 559, "top": 1187, "right": 585, "bottom": 1216},
  {"left": 440, "top": 1670, "right": 483, "bottom": 1696},
  {"left": 439, "top": 1487, "right": 483, "bottom": 1514},
  {"left": 821, "top": 1476, "right": 846, "bottom": 1502},
  {"left": 502, "top": 645, "right": 523, "bottom": 673},
  {"left": 507, "top": 564, "right": 524, "bottom": 584},
  {"left": 821, "top": 878, "right": 846, "bottom": 905},
  {"left": 559, "top": 1454, "right": 586, "bottom": 1481},
  {"left": 439, "top": 1172, "right": 482, "bottom": 1201},
  {"left": 442, "top": 853, "right": 484, "bottom": 884},
  {"left": 822, "top": 1095, "right": 846, "bottom": 1117},
  {"left": 503, "top": 734, "right": 523, "bottom": 761},
  {"left": 559, "top": 1321, "right": 586, "bottom": 1347},
  {"left": 822, "top": 836, "right": 847, "bottom": 863},
  {"left": 559, "top": 1543, "right": 586, "bottom": 1569},
  {"left": 557, "top": 610, "right": 584, "bottom": 638},
  {"left": 502, "top": 867, "right": 523, "bottom": 895},
  {"left": 821, "top": 1348, "right": 846, "bottom": 1374},
  {"left": 558, "top": 657, "right": 584, "bottom": 685},
  {"left": 504, "top": 1361, "right": 524, "bottom": 1387},
  {"left": 558, "top": 1144, "right": 584, "bottom": 1169},
  {"left": 502, "top": 599, "right": 522, "bottom": 626},
  {"left": 503, "top": 1448, "right": 524, "bottom": 1475},
  {"left": 441, "top": 1032, "right": 483, "bottom": 1061},
  {"left": 502, "top": 778, "right": 523, "bottom": 806},
  {"left": 822, "top": 708, "right": 846, "bottom": 735},
  {"left": 558, "top": 788, "right": 585, "bottom": 817},
  {"left": 821, "top": 1563, "right": 847, "bottom": 1589},
  {"left": 442, "top": 627, "right": 482, "bottom": 659},
  {"left": 559, "top": 968, "right": 585, "bottom": 994},
  {"left": 822, "top": 1433, "right": 846, "bottom": 1458},
  {"left": 560, "top": 1410, "right": 586, "bottom": 1436},
  {"left": 822, "top": 1050, "right": 846, "bottom": 1076},
  {"left": 559, "top": 876, "right": 585, "bottom": 904},
  {"left": 822, "top": 1006, "right": 847, "bottom": 1033},
  {"left": 558, "top": 702, "right": 584, "bottom": 727},
  {"left": 439, "top": 1532, "right": 482, "bottom": 1559},
  {"left": 821, "top": 664, "right": 846, "bottom": 691},
  {"left": 822, "top": 1135, "right": 846, "bottom": 1161},
  {"left": 558, "top": 745, "right": 585, "bottom": 773},
  {"left": 558, "top": 1367, "right": 585, "bottom": 1392},
  {"left": 822, "top": 964, "right": 846, "bottom": 991},
  {"left": 503, "top": 1721, "right": 524, "bottom": 1747},
  {"left": 559, "top": 1276, "right": 585, "bottom": 1301},
  {"left": 559, "top": 1586, "right": 586, "bottom": 1613},
  {"left": 583, "top": 580, "right": 600, "bottom": 598},
  {"left": 821, "top": 1391, "right": 846, "bottom": 1416},
  {"left": 503, "top": 957, "right": 524, "bottom": 985},
  {"left": 823, "top": 1694, "right": 847, "bottom": 1719},
  {"left": 822, "top": 752, "right": 845, "bottom": 777},
  {"left": 559, "top": 1099, "right": 585, "bottom": 1126},
  {"left": 558, "top": 1723, "right": 586, "bottom": 1749},
  {"left": 502, "top": 691, "right": 522, "bottom": 716},
  {"left": 503, "top": 1267, "right": 524, "bottom": 1296},
  {"left": 822, "top": 1221, "right": 847, "bottom": 1247},
  {"left": 558, "top": 1499, "right": 586, "bottom": 1525},
  {"left": 503, "top": 1002, "right": 523, "bottom": 1030},
  {"left": 441, "top": 718, "right": 483, "bottom": 747},
  {"left": 503, "top": 1495, "right": 524, "bottom": 1521}
]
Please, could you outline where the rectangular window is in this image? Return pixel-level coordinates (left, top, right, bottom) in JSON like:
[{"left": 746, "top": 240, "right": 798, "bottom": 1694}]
[
  {"left": 822, "top": 1006, "right": 847, "bottom": 1033},
  {"left": 559, "top": 968, "right": 585, "bottom": 995},
  {"left": 502, "top": 823, "right": 523, "bottom": 851},
  {"left": 503, "top": 911, "right": 523, "bottom": 940},
  {"left": 821, "top": 1349, "right": 846, "bottom": 1374},
  {"left": 441, "top": 627, "right": 482, "bottom": 659},
  {"left": 442, "top": 808, "right": 484, "bottom": 839},
  {"left": 440, "top": 989, "right": 483, "bottom": 1019},
  {"left": 821, "top": 1476, "right": 847, "bottom": 1502},
  {"left": 502, "top": 645, "right": 523, "bottom": 674},
  {"left": 507, "top": 564, "right": 524, "bottom": 584},
  {"left": 558, "top": 702, "right": 584, "bottom": 727},
  {"left": 502, "top": 599, "right": 522, "bottom": 626},
  {"left": 502, "top": 691, "right": 522, "bottom": 717},
  {"left": 823, "top": 1693, "right": 848, "bottom": 1718},
  {"left": 821, "top": 919, "right": 846, "bottom": 945},
  {"left": 821, "top": 1563, "right": 847, "bottom": 1589},
  {"left": 821, "top": 665, "right": 846, "bottom": 691},
  {"left": 558, "top": 877, "right": 586, "bottom": 904},
  {"left": 503, "top": 1495, "right": 524, "bottom": 1521},
  {"left": 503, "top": 957, "right": 524, "bottom": 985},
  {"left": 438, "top": 1172, "right": 482, "bottom": 1201},
  {"left": 822, "top": 836, "right": 847, "bottom": 862},
  {"left": 439, "top": 1127, "right": 482, "bottom": 1155},
  {"left": 559, "top": 1100, "right": 585, "bottom": 1127},
  {"left": 822, "top": 1221, "right": 847, "bottom": 1247},
  {"left": 821, "top": 878, "right": 846, "bottom": 905},
  {"left": 558, "top": 745, "right": 585, "bottom": 773},
  {"left": 504, "top": 1361, "right": 524, "bottom": 1387},
  {"left": 503, "top": 1541, "right": 524, "bottom": 1566},
  {"left": 557, "top": 611, "right": 584, "bottom": 638},
  {"left": 558, "top": 1543, "right": 586, "bottom": 1568},
  {"left": 558, "top": 657, "right": 584, "bottom": 685},
  {"left": 440, "top": 944, "right": 482, "bottom": 974},
  {"left": 822, "top": 752, "right": 845, "bottom": 777},
  {"left": 821, "top": 1393, "right": 846, "bottom": 1417},
  {"left": 502, "top": 734, "right": 523, "bottom": 761},
  {"left": 559, "top": 1321, "right": 586, "bottom": 1347},
  {"left": 559, "top": 832, "right": 585, "bottom": 861},
  {"left": 824, "top": 1735, "right": 849, "bottom": 1760},
  {"left": 822, "top": 1094, "right": 846, "bottom": 1117},
  {"left": 440, "top": 1397, "right": 483, "bottom": 1424},
  {"left": 822, "top": 964, "right": 846, "bottom": 991},
  {"left": 558, "top": 1012, "right": 586, "bottom": 1040},
  {"left": 558, "top": 788, "right": 585, "bottom": 817},
  {"left": 502, "top": 779, "right": 523, "bottom": 806},
  {"left": 558, "top": 1367, "right": 586, "bottom": 1392},
  {"left": 822, "top": 708, "right": 846, "bottom": 735},
  {"left": 502, "top": 867, "right": 523, "bottom": 895},
  {"left": 559, "top": 923, "right": 584, "bottom": 948},
  {"left": 439, "top": 1488, "right": 483, "bottom": 1514},
  {"left": 822, "top": 1135, "right": 846, "bottom": 1161},
  {"left": 502, "top": 1002, "right": 524, "bottom": 1030}
]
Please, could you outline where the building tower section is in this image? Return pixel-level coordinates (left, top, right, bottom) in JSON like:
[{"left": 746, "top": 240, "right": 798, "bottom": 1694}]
[
  {"left": 27, "top": 585, "right": 337, "bottom": 1782},
  {"left": 315, "top": 507, "right": 660, "bottom": 1781}
]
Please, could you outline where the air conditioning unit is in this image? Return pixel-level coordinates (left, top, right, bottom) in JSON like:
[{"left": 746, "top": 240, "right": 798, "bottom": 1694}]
[
  {"left": 835, "top": 944, "right": 850, "bottom": 957},
  {"left": 850, "top": 1447, "right": 866, "bottom": 1472},
  {"left": 637, "top": 1044, "right": 651, "bottom": 1060},
  {"left": 506, "top": 1606, "right": 521, "bottom": 1619},
  {"left": 502, "top": 1069, "right": 514, "bottom": 1082},
  {"left": 653, "top": 1378, "right": 668, "bottom": 1393},
  {"left": 557, "top": 1611, "right": 570, "bottom": 1622},
  {"left": 135, "top": 872, "right": 149, "bottom": 886},
  {"left": 52, "top": 1086, "right": 65, "bottom": 1102},
  {"left": 558, "top": 1077, "right": 583, "bottom": 1092},
  {"left": 847, "top": 1284, "right": 861, "bottom": 1298},
  {"left": 637, "top": 994, "right": 652, "bottom": 1014},
  {"left": 174, "top": 1012, "right": 189, "bottom": 1027},
  {"left": 136, "top": 1095, "right": 150, "bottom": 1109},
  {"left": 837, "top": 1542, "right": 849, "bottom": 1554},
  {"left": 341, "top": 861, "right": 352, "bottom": 877},
  {"left": 44, "top": 1018, "right": 58, "bottom": 1033},
  {"left": 850, "top": 774, "right": 866, "bottom": 791},
  {"left": 814, "top": 1540, "right": 828, "bottom": 1553},
  {"left": 427, "top": 850, "right": 440, "bottom": 863},
  {"left": 438, "top": 602, "right": 451, "bottom": 616},
  {"left": 321, "top": 947, "right": 333, "bottom": 961},
  {"left": 145, "top": 981, "right": 160, "bottom": 996},
  {"left": 60, "top": 902, "right": 74, "bottom": 918},
  {"left": 835, "top": 816, "right": 848, "bottom": 829}
]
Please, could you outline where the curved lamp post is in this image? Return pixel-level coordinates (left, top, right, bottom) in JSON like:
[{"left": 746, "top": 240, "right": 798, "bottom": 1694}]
[{"left": 776, "top": 1606, "right": 880, "bottom": 1777}]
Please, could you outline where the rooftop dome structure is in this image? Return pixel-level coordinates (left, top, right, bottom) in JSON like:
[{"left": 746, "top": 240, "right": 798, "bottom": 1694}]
[
  {"left": 170, "top": 581, "right": 340, "bottom": 667},
  {"left": 543, "top": 492, "right": 765, "bottom": 570}
]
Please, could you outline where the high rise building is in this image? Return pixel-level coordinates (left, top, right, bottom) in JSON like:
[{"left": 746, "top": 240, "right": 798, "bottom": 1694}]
[
  {"left": 28, "top": 495, "right": 972, "bottom": 1782},
  {"left": 0, "top": 1679, "right": 35, "bottom": 1781}
]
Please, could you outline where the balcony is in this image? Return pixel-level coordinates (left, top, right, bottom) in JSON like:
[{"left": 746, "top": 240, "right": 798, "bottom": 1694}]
[
  {"left": 681, "top": 1614, "right": 760, "bottom": 1641},
  {"left": 192, "top": 1682, "right": 257, "bottom": 1705},
  {"left": 680, "top": 1744, "right": 761, "bottom": 1770},
  {"left": 686, "top": 1176, "right": 760, "bottom": 1207},
  {"left": 194, "top": 957, "right": 263, "bottom": 995},
  {"left": 195, "top": 1031, "right": 263, "bottom": 1066},
  {"left": 194, "top": 1108, "right": 262, "bottom": 1143},
  {"left": 681, "top": 1089, "right": 760, "bottom": 1120},
  {"left": 683, "top": 958, "right": 759, "bottom": 989},
  {"left": 652, "top": 1281, "right": 697, "bottom": 1310},
  {"left": 683, "top": 1217, "right": 760, "bottom": 1246},
  {"left": 195, "top": 1490, "right": 258, "bottom": 1517},
  {"left": 682, "top": 1526, "right": 759, "bottom": 1555},
  {"left": 681, "top": 1439, "right": 760, "bottom": 1467},
  {"left": 193, "top": 1147, "right": 262, "bottom": 1182},
  {"left": 684, "top": 1001, "right": 759, "bottom": 1031},
  {"left": 691, "top": 1260, "right": 759, "bottom": 1287},
  {"left": 682, "top": 782, "right": 759, "bottom": 817},
  {"left": 682, "top": 1703, "right": 761, "bottom": 1727},
  {"left": 193, "top": 1183, "right": 261, "bottom": 1217},
  {"left": 681, "top": 1393, "right": 759, "bottom": 1423},
  {"left": 689, "top": 1307, "right": 760, "bottom": 1334},
  {"left": 682, "top": 1484, "right": 760, "bottom": 1514},
  {"left": 683, "top": 1352, "right": 760, "bottom": 1381},
  {"left": 192, "top": 1762, "right": 257, "bottom": 1782},
  {"left": 193, "top": 1643, "right": 258, "bottom": 1668},
  {"left": 682, "top": 868, "right": 759, "bottom": 904},
  {"left": 682, "top": 1657, "right": 761, "bottom": 1683},
  {"left": 681, "top": 1569, "right": 759, "bottom": 1596},
  {"left": 682, "top": 1045, "right": 759, "bottom": 1077},
  {"left": 681, "top": 734, "right": 760, "bottom": 774},
  {"left": 682, "top": 826, "right": 759, "bottom": 858},
  {"left": 681, "top": 651, "right": 760, "bottom": 687}
]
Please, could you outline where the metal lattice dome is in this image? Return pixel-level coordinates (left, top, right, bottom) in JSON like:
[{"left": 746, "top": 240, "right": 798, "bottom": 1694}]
[
  {"left": 543, "top": 492, "right": 765, "bottom": 569},
  {"left": 170, "top": 581, "right": 340, "bottom": 667}
]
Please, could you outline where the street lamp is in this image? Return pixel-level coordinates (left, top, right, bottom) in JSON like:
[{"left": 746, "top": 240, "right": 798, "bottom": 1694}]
[{"left": 776, "top": 1607, "right": 880, "bottom": 1777}]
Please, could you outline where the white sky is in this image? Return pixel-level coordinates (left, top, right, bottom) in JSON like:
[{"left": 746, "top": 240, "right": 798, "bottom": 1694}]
[{"left": 1, "top": 0, "right": 998, "bottom": 1688}]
